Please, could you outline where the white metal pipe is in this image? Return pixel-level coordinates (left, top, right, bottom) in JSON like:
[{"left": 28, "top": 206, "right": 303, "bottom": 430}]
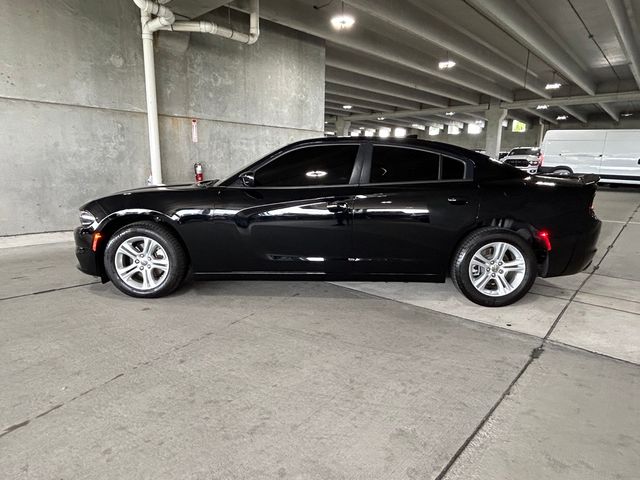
[
  {"left": 141, "top": 20, "right": 163, "bottom": 184},
  {"left": 131, "top": 0, "right": 260, "bottom": 184}
]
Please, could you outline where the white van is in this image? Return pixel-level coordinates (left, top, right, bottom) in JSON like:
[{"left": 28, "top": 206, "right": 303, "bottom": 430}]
[{"left": 540, "top": 129, "right": 640, "bottom": 185}]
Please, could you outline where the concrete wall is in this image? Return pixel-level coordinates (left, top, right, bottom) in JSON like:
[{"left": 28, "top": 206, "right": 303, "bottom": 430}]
[{"left": 0, "top": 0, "right": 325, "bottom": 235}]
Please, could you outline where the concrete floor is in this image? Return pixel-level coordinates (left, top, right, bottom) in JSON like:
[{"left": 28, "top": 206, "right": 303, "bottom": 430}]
[{"left": 1, "top": 188, "right": 639, "bottom": 479}]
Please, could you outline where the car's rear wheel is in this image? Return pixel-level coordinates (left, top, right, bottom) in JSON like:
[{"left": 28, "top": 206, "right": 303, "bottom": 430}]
[
  {"left": 450, "top": 228, "right": 537, "bottom": 307},
  {"left": 104, "top": 221, "right": 187, "bottom": 298}
]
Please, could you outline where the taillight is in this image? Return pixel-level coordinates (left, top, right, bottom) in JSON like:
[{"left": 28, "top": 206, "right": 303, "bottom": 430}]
[
  {"left": 538, "top": 152, "right": 544, "bottom": 166},
  {"left": 537, "top": 230, "right": 552, "bottom": 251}
]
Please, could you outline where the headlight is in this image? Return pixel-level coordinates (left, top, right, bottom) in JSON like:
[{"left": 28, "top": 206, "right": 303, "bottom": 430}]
[
  {"left": 528, "top": 159, "right": 539, "bottom": 165},
  {"left": 79, "top": 210, "right": 96, "bottom": 226}
]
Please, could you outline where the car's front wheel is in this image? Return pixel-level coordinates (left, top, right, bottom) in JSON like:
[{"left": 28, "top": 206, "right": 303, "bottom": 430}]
[
  {"left": 103, "top": 221, "right": 187, "bottom": 298},
  {"left": 450, "top": 228, "right": 537, "bottom": 307}
]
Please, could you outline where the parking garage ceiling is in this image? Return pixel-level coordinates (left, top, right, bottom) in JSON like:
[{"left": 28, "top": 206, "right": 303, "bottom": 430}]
[{"left": 183, "top": 0, "right": 640, "bottom": 130}]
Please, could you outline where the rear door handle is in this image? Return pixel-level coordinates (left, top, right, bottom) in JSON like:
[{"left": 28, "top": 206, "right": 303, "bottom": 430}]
[
  {"left": 327, "top": 201, "right": 349, "bottom": 213},
  {"left": 448, "top": 197, "right": 468, "bottom": 205}
]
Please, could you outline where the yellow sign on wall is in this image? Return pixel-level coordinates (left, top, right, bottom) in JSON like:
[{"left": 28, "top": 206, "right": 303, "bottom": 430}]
[{"left": 512, "top": 120, "right": 527, "bottom": 133}]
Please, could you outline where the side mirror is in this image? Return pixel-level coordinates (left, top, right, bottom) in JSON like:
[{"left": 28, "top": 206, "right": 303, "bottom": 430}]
[{"left": 239, "top": 171, "right": 255, "bottom": 187}]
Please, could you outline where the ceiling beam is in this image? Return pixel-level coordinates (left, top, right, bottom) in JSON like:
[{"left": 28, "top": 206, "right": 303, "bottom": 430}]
[
  {"left": 560, "top": 106, "right": 588, "bottom": 123},
  {"left": 325, "top": 106, "right": 371, "bottom": 116},
  {"left": 344, "top": 0, "right": 549, "bottom": 98},
  {"left": 466, "top": 0, "right": 597, "bottom": 95},
  {"left": 256, "top": 0, "right": 515, "bottom": 101},
  {"left": 326, "top": 68, "right": 447, "bottom": 108},
  {"left": 325, "top": 82, "right": 421, "bottom": 110},
  {"left": 605, "top": 0, "right": 640, "bottom": 89},
  {"left": 345, "top": 90, "right": 640, "bottom": 121},
  {"left": 325, "top": 94, "right": 397, "bottom": 113},
  {"left": 523, "top": 108, "right": 559, "bottom": 125},
  {"left": 599, "top": 103, "right": 620, "bottom": 122},
  {"left": 326, "top": 46, "right": 480, "bottom": 105}
]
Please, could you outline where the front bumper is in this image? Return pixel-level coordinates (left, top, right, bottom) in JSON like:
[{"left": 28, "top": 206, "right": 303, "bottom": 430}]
[
  {"left": 542, "top": 217, "right": 601, "bottom": 277},
  {"left": 74, "top": 226, "right": 101, "bottom": 277}
]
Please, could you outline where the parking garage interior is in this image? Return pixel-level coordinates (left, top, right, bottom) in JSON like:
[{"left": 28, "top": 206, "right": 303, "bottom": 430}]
[{"left": 1, "top": 0, "right": 640, "bottom": 478}]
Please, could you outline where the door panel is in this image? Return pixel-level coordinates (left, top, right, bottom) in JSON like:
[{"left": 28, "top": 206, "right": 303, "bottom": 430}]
[
  {"left": 196, "top": 187, "right": 356, "bottom": 273},
  {"left": 352, "top": 182, "right": 479, "bottom": 274}
]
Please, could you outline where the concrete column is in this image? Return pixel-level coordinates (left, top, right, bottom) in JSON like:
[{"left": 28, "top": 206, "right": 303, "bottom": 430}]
[
  {"left": 485, "top": 102, "right": 508, "bottom": 159},
  {"left": 335, "top": 118, "right": 351, "bottom": 137},
  {"left": 537, "top": 119, "right": 547, "bottom": 147}
]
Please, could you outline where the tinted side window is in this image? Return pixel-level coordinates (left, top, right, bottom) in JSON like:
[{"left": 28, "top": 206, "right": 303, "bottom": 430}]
[
  {"left": 254, "top": 145, "right": 358, "bottom": 187},
  {"left": 441, "top": 156, "right": 466, "bottom": 180},
  {"left": 370, "top": 146, "right": 439, "bottom": 183}
]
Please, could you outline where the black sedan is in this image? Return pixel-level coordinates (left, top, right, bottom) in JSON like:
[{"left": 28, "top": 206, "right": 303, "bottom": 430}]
[{"left": 75, "top": 137, "right": 601, "bottom": 307}]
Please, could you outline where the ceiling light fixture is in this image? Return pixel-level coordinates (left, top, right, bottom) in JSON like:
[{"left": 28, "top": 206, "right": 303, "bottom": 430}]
[
  {"left": 342, "top": 105, "right": 352, "bottom": 110},
  {"left": 438, "top": 60, "right": 456, "bottom": 70},
  {"left": 621, "top": 113, "right": 633, "bottom": 117},
  {"left": 545, "top": 82, "right": 562, "bottom": 90},
  {"left": 377, "top": 116, "right": 385, "bottom": 121},
  {"left": 330, "top": 1, "right": 355, "bottom": 30},
  {"left": 556, "top": 115, "right": 568, "bottom": 120},
  {"left": 445, "top": 111, "right": 455, "bottom": 116},
  {"left": 536, "top": 105, "right": 549, "bottom": 110}
]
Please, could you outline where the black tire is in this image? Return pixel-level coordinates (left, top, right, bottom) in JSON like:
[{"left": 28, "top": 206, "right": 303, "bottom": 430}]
[
  {"left": 450, "top": 227, "right": 537, "bottom": 307},
  {"left": 103, "top": 221, "right": 188, "bottom": 298}
]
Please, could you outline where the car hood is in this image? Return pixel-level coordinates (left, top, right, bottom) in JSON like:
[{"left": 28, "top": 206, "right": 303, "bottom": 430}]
[{"left": 114, "top": 180, "right": 218, "bottom": 195}]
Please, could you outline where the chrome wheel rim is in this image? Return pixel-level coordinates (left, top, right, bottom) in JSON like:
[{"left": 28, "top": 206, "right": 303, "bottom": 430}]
[
  {"left": 114, "top": 236, "right": 169, "bottom": 291},
  {"left": 468, "top": 242, "right": 526, "bottom": 297}
]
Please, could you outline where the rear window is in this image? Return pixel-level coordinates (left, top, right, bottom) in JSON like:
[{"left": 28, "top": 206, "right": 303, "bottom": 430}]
[
  {"left": 370, "top": 146, "right": 439, "bottom": 183},
  {"left": 369, "top": 146, "right": 467, "bottom": 183},
  {"left": 509, "top": 148, "right": 539, "bottom": 156}
]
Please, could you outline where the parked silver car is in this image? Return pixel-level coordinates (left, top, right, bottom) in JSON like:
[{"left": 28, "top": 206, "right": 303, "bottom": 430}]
[{"left": 502, "top": 147, "right": 543, "bottom": 174}]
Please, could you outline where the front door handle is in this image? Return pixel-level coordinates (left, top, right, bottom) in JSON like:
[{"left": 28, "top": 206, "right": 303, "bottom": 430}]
[
  {"left": 448, "top": 197, "right": 468, "bottom": 205},
  {"left": 327, "top": 201, "right": 350, "bottom": 213}
]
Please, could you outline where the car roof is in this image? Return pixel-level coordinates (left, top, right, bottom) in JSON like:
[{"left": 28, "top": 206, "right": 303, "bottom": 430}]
[{"left": 287, "top": 136, "right": 492, "bottom": 161}]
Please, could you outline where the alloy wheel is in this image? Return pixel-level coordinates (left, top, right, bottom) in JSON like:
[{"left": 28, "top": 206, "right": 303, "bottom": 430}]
[
  {"left": 468, "top": 241, "right": 527, "bottom": 297},
  {"left": 114, "top": 236, "right": 170, "bottom": 291}
]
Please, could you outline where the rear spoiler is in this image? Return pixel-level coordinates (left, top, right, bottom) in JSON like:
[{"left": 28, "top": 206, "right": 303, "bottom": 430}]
[
  {"left": 543, "top": 173, "right": 600, "bottom": 185},
  {"left": 576, "top": 174, "right": 600, "bottom": 185}
]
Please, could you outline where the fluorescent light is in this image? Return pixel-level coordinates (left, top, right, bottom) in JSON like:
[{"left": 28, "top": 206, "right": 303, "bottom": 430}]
[
  {"left": 536, "top": 105, "right": 549, "bottom": 110},
  {"left": 556, "top": 115, "right": 568, "bottom": 120},
  {"left": 325, "top": 131, "right": 336, "bottom": 136},
  {"left": 342, "top": 105, "right": 352, "bottom": 110},
  {"left": 379, "top": 127, "right": 391, "bottom": 138},
  {"left": 447, "top": 125, "right": 460, "bottom": 135},
  {"left": 394, "top": 127, "right": 407, "bottom": 138},
  {"left": 438, "top": 60, "right": 456, "bottom": 69},
  {"left": 445, "top": 112, "right": 455, "bottom": 116},
  {"left": 377, "top": 116, "right": 386, "bottom": 121},
  {"left": 468, "top": 123, "right": 482, "bottom": 135},
  {"left": 330, "top": 14, "right": 355, "bottom": 30},
  {"left": 545, "top": 82, "right": 562, "bottom": 90},
  {"left": 411, "top": 123, "right": 426, "bottom": 130},
  {"left": 306, "top": 170, "right": 328, "bottom": 177},
  {"left": 621, "top": 113, "right": 633, "bottom": 117},
  {"left": 428, "top": 126, "right": 440, "bottom": 136}
]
